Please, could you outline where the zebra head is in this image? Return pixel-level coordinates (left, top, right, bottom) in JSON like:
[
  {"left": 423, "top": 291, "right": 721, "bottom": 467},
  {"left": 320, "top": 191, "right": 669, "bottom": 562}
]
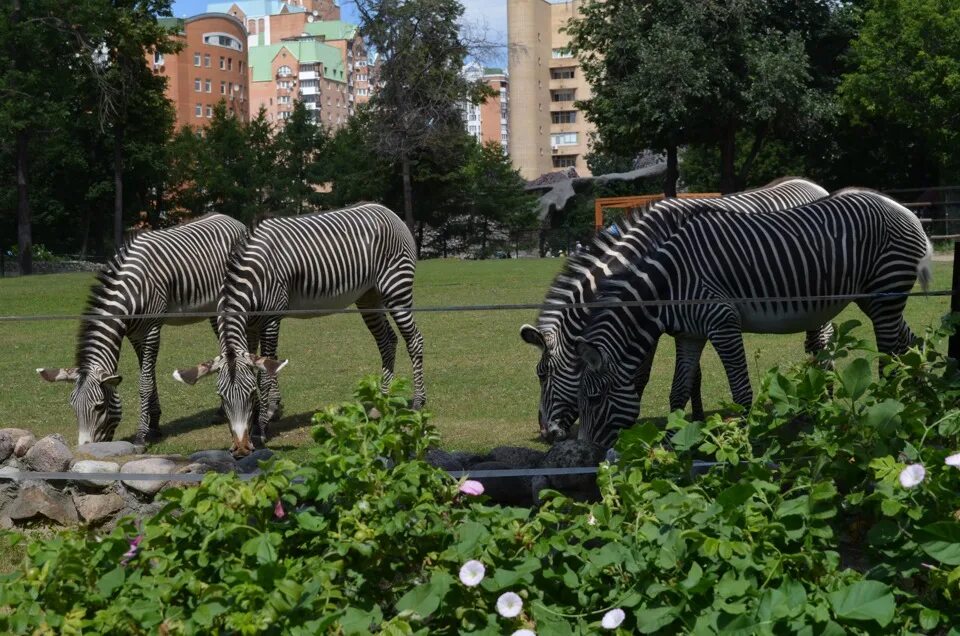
[
  {"left": 520, "top": 324, "right": 579, "bottom": 441},
  {"left": 37, "top": 367, "right": 123, "bottom": 445},
  {"left": 173, "top": 352, "right": 287, "bottom": 457}
]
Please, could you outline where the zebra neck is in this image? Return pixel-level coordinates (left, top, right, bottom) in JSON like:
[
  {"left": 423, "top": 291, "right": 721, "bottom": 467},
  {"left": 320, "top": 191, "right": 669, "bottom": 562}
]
[{"left": 76, "top": 316, "right": 126, "bottom": 374}]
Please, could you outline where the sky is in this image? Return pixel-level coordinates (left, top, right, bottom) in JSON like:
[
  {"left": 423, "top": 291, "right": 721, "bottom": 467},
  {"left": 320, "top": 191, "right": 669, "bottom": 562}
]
[{"left": 170, "top": 0, "right": 510, "bottom": 51}]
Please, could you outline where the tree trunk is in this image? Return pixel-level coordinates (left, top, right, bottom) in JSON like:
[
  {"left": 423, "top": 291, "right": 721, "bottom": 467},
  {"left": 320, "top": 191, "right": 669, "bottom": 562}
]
[
  {"left": 113, "top": 126, "right": 125, "bottom": 248},
  {"left": 400, "top": 154, "right": 416, "bottom": 241},
  {"left": 663, "top": 143, "right": 678, "bottom": 197},
  {"left": 719, "top": 127, "right": 737, "bottom": 194},
  {"left": 416, "top": 220, "right": 424, "bottom": 259},
  {"left": 16, "top": 131, "right": 32, "bottom": 275}
]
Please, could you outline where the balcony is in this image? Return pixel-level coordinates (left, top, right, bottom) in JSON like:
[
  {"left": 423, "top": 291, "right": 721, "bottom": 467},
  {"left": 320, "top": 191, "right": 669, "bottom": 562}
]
[
  {"left": 300, "top": 86, "right": 319, "bottom": 96},
  {"left": 298, "top": 70, "right": 318, "bottom": 81},
  {"left": 304, "top": 102, "right": 318, "bottom": 110}
]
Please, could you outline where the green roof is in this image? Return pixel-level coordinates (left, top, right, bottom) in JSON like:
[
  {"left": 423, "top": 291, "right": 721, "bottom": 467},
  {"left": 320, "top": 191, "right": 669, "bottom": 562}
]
[
  {"left": 303, "top": 20, "right": 357, "bottom": 41},
  {"left": 484, "top": 67, "right": 505, "bottom": 75},
  {"left": 248, "top": 39, "right": 346, "bottom": 83}
]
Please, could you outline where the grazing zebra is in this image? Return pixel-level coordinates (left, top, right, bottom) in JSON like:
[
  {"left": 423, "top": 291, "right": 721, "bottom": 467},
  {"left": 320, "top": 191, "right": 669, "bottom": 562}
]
[
  {"left": 37, "top": 214, "right": 249, "bottom": 445},
  {"left": 173, "top": 203, "right": 425, "bottom": 457},
  {"left": 520, "top": 177, "right": 830, "bottom": 442},
  {"left": 576, "top": 189, "right": 933, "bottom": 448}
]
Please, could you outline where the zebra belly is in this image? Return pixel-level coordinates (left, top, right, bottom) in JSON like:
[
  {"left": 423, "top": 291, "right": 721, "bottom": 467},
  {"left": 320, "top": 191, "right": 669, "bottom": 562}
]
[
  {"left": 738, "top": 302, "right": 848, "bottom": 334},
  {"left": 286, "top": 285, "right": 372, "bottom": 319},
  {"left": 163, "top": 300, "right": 218, "bottom": 326}
]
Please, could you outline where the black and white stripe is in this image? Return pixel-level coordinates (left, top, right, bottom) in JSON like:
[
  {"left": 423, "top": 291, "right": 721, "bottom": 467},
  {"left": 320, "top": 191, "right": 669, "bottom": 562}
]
[
  {"left": 175, "top": 203, "right": 425, "bottom": 456},
  {"left": 577, "top": 189, "right": 933, "bottom": 447},
  {"left": 38, "top": 214, "right": 248, "bottom": 445},
  {"left": 521, "top": 178, "right": 830, "bottom": 442}
]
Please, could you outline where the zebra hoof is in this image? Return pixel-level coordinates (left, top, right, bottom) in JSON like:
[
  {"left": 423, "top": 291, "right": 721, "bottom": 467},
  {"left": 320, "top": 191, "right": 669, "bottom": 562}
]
[{"left": 139, "top": 430, "right": 162, "bottom": 445}]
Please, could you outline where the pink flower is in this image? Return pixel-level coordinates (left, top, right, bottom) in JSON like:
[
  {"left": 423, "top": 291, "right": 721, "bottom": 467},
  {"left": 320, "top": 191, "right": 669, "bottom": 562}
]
[
  {"left": 274, "top": 499, "right": 286, "bottom": 519},
  {"left": 121, "top": 535, "right": 143, "bottom": 566},
  {"left": 459, "top": 480, "right": 485, "bottom": 496}
]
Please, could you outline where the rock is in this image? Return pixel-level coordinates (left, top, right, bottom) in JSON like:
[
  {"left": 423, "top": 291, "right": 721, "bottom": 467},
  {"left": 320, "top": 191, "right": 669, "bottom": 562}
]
[
  {"left": 534, "top": 440, "right": 605, "bottom": 504},
  {"left": 71, "top": 460, "right": 121, "bottom": 488},
  {"left": 175, "top": 462, "right": 215, "bottom": 476},
  {"left": 14, "top": 434, "right": 36, "bottom": 457},
  {"left": 426, "top": 449, "right": 466, "bottom": 471},
  {"left": 486, "top": 446, "right": 546, "bottom": 468},
  {"left": 188, "top": 450, "right": 236, "bottom": 465},
  {"left": 0, "top": 429, "right": 31, "bottom": 463},
  {"left": 23, "top": 435, "right": 73, "bottom": 473},
  {"left": 120, "top": 458, "right": 177, "bottom": 495},
  {"left": 236, "top": 449, "right": 274, "bottom": 473},
  {"left": 468, "top": 461, "right": 535, "bottom": 507},
  {"left": 76, "top": 441, "right": 140, "bottom": 459},
  {"left": 73, "top": 493, "right": 124, "bottom": 524},
  {"left": 4, "top": 482, "right": 78, "bottom": 525}
]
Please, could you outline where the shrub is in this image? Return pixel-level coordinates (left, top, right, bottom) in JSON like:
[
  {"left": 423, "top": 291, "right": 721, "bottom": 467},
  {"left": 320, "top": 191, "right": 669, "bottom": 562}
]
[{"left": 2, "top": 322, "right": 960, "bottom": 634}]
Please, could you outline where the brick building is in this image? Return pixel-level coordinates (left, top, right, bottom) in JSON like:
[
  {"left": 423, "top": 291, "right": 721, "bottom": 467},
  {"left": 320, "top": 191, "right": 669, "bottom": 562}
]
[
  {"left": 154, "top": 14, "right": 250, "bottom": 128},
  {"left": 462, "top": 62, "right": 509, "bottom": 151}
]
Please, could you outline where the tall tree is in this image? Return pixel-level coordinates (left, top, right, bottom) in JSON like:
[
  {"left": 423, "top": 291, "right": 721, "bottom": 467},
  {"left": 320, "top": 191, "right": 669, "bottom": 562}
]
[
  {"left": 567, "top": 0, "right": 835, "bottom": 194},
  {"left": 275, "top": 101, "right": 326, "bottom": 216},
  {"left": 354, "top": 0, "right": 491, "bottom": 236}
]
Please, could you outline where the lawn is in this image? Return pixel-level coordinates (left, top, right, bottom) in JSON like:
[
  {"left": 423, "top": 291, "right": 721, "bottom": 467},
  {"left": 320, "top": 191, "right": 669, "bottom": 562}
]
[{"left": 0, "top": 259, "right": 952, "bottom": 459}]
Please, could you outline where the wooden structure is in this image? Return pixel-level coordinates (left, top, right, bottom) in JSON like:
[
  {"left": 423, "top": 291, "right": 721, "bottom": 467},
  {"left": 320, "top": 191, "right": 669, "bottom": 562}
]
[{"left": 594, "top": 193, "right": 722, "bottom": 230}]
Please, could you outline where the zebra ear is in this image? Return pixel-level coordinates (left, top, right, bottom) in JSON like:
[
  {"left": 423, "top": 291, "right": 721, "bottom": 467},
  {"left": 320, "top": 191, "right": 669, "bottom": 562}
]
[
  {"left": 520, "top": 324, "right": 546, "bottom": 350},
  {"left": 577, "top": 342, "right": 606, "bottom": 372},
  {"left": 246, "top": 354, "right": 289, "bottom": 376},
  {"left": 37, "top": 368, "right": 80, "bottom": 383},
  {"left": 173, "top": 356, "right": 223, "bottom": 386}
]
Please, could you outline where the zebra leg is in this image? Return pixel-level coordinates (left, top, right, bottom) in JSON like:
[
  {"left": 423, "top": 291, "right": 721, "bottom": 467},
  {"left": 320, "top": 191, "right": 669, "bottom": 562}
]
[
  {"left": 708, "top": 317, "right": 753, "bottom": 409},
  {"left": 805, "top": 323, "right": 836, "bottom": 370},
  {"left": 383, "top": 303, "right": 426, "bottom": 409},
  {"left": 131, "top": 324, "right": 163, "bottom": 443},
  {"left": 254, "top": 320, "right": 282, "bottom": 442},
  {"left": 357, "top": 291, "right": 399, "bottom": 395},
  {"left": 632, "top": 337, "right": 659, "bottom": 417},
  {"left": 209, "top": 317, "right": 227, "bottom": 424},
  {"left": 669, "top": 336, "right": 707, "bottom": 419},
  {"left": 857, "top": 296, "right": 915, "bottom": 372}
]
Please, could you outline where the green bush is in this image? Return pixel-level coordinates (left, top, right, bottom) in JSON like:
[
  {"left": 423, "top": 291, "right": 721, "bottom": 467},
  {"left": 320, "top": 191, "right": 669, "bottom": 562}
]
[{"left": 2, "top": 322, "right": 960, "bottom": 634}]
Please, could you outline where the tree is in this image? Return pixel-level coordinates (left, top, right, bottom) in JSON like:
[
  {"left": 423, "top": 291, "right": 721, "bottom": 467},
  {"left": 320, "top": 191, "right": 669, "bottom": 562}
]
[
  {"left": 315, "top": 108, "right": 392, "bottom": 209},
  {"left": 354, "top": 0, "right": 492, "bottom": 236},
  {"left": 840, "top": 0, "right": 960, "bottom": 180},
  {"left": 274, "top": 101, "right": 327, "bottom": 216},
  {"left": 567, "top": 0, "right": 836, "bottom": 194}
]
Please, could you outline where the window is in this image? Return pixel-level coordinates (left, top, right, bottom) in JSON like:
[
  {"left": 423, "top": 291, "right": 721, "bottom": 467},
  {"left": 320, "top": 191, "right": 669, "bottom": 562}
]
[
  {"left": 193, "top": 53, "right": 201, "bottom": 66},
  {"left": 205, "top": 79, "right": 211, "bottom": 93},
  {"left": 220, "top": 81, "right": 226, "bottom": 95},
  {"left": 206, "top": 105, "right": 213, "bottom": 118},
  {"left": 277, "top": 65, "right": 292, "bottom": 77},
  {"left": 551, "top": 111, "right": 577, "bottom": 124},
  {"left": 239, "top": 61, "right": 244, "bottom": 74},
  {"left": 204, "top": 54, "right": 211, "bottom": 67},
  {"left": 153, "top": 52, "right": 164, "bottom": 66},
  {"left": 553, "top": 155, "right": 578, "bottom": 168},
  {"left": 194, "top": 78, "right": 202, "bottom": 92},
  {"left": 552, "top": 47, "right": 574, "bottom": 59},
  {"left": 550, "top": 67, "right": 575, "bottom": 80},
  {"left": 227, "top": 57, "right": 233, "bottom": 71},
  {"left": 219, "top": 56, "right": 225, "bottom": 70},
  {"left": 203, "top": 33, "right": 243, "bottom": 51},
  {"left": 195, "top": 103, "right": 202, "bottom": 118},
  {"left": 551, "top": 89, "right": 575, "bottom": 102},
  {"left": 551, "top": 132, "right": 578, "bottom": 146}
]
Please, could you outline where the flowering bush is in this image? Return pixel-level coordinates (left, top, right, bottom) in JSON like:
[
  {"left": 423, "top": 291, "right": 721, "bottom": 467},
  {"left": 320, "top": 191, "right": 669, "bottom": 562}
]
[{"left": 1, "top": 319, "right": 960, "bottom": 633}]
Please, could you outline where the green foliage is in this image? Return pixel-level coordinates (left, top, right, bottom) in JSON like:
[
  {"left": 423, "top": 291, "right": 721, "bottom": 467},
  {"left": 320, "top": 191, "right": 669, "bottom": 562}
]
[{"left": 5, "top": 324, "right": 960, "bottom": 632}]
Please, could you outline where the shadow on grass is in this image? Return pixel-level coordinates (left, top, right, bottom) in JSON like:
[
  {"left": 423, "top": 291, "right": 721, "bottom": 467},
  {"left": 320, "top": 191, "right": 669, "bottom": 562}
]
[{"left": 147, "top": 407, "right": 224, "bottom": 442}]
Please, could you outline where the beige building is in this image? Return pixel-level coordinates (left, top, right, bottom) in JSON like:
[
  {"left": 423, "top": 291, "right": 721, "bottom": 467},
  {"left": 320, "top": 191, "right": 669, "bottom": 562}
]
[{"left": 507, "top": 0, "right": 594, "bottom": 179}]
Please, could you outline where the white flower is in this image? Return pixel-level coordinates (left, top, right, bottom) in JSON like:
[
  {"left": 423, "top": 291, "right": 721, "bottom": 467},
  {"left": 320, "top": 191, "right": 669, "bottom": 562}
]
[
  {"left": 899, "top": 463, "right": 926, "bottom": 489},
  {"left": 601, "top": 608, "right": 626, "bottom": 630},
  {"left": 587, "top": 513, "right": 597, "bottom": 526},
  {"left": 946, "top": 453, "right": 960, "bottom": 467},
  {"left": 512, "top": 630, "right": 536, "bottom": 636},
  {"left": 459, "top": 560, "right": 485, "bottom": 587},
  {"left": 496, "top": 591, "right": 523, "bottom": 618}
]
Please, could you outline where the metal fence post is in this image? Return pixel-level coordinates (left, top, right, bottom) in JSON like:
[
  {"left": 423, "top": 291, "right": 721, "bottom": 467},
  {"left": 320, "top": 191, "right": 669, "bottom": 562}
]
[{"left": 950, "top": 241, "right": 960, "bottom": 361}]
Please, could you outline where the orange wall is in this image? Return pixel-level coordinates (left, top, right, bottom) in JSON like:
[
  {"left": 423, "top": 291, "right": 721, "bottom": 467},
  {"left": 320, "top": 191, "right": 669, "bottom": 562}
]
[{"left": 479, "top": 76, "right": 506, "bottom": 146}]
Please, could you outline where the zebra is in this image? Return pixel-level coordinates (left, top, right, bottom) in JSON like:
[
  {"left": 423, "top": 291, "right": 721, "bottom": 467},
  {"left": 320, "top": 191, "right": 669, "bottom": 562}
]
[
  {"left": 520, "top": 177, "right": 831, "bottom": 442},
  {"left": 37, "top": 214, "right": 249, "bottom": 446},
  {"left": 576, "top": 189, "right": 933, "bottom": 448},
  {"left": 172, "top": 203, "right": 426, "bottom": 457}
]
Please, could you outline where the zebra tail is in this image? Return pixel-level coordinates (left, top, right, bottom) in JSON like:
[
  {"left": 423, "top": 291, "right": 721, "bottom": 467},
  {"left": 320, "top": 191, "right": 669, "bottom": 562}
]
[{"left": 918, "top": 238, "right": 933, "bottom": 293}]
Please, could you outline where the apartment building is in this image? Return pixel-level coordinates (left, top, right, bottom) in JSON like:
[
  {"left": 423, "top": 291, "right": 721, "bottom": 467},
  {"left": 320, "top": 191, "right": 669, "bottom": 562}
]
[
  {"left": 462, "top": 62, "right": 509, "bottom": 151},
  {"left": 154, "top": 14, "right": 250, "bottom": 128},
  {"left": 507, "top": 0, "right": 594, "bottom": 179},
  {"left": 248, "top": 38, "right": 350, "bottom": 127}
]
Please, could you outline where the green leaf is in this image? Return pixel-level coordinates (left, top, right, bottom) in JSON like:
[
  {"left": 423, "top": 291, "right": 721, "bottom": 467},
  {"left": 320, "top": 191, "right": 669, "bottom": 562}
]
[
  {"left": 840, "top": 358, "right": 872, "bottom": 401},
  {"left": 863, "top": 399, "right": 903, "bottom": 432},
  {"left": 718, "top": 483, "right": 755, "bottom": 510},
  {"left": 681, "top": 562, "right": 703, "bottom": 590},
  {"left": 635, "top": 606, "right": 676, "bottom": 633},
  {"left": 880, "top": 498, "right": 904, "bottom": 517},
  {"left": 920, "top": 608, "right": 940, "bottom": 631},
  {"left": 242, "top": 533, "right": 279, "bottom": 565},
  {"left": 670, "top": 421, "right": 703, "bottom": 451},
  {"left": 97, "top": 566, "right": 125, "bottom": 598},
  {"left": 918, "top": 522, "right": 960, "bottom": 565},
  {"left": 827, "top": 580, "right": 895, "bottom": 626},
  {"left": 868, "top": 520, "right": 899, "bottom": 546},
  {"left": 340, "top": 605, "right": 383, "bottom": 636},
  {"left": 395, "top": 572, "right": 452, "bottom": 619},
  {"left": 193, "top": 602, "right": 228, "bottom": 628}
]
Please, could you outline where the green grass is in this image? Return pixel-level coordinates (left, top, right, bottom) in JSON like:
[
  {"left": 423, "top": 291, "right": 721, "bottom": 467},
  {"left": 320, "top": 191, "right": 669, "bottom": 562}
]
[{"left": 0, "top": 259, "right": 951, "bottom": 458}]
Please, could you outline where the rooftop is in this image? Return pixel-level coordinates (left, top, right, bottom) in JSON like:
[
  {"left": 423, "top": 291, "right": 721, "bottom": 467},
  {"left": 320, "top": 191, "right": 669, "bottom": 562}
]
[
  {"left": 248, "top": 39, "right": 346, "bottom": 83},
  {"left": 303, "top": 19, "right": 357, "bottom": 41},
  {"left": 206, "top": 1, "right": 306, "bottom": 17}
]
